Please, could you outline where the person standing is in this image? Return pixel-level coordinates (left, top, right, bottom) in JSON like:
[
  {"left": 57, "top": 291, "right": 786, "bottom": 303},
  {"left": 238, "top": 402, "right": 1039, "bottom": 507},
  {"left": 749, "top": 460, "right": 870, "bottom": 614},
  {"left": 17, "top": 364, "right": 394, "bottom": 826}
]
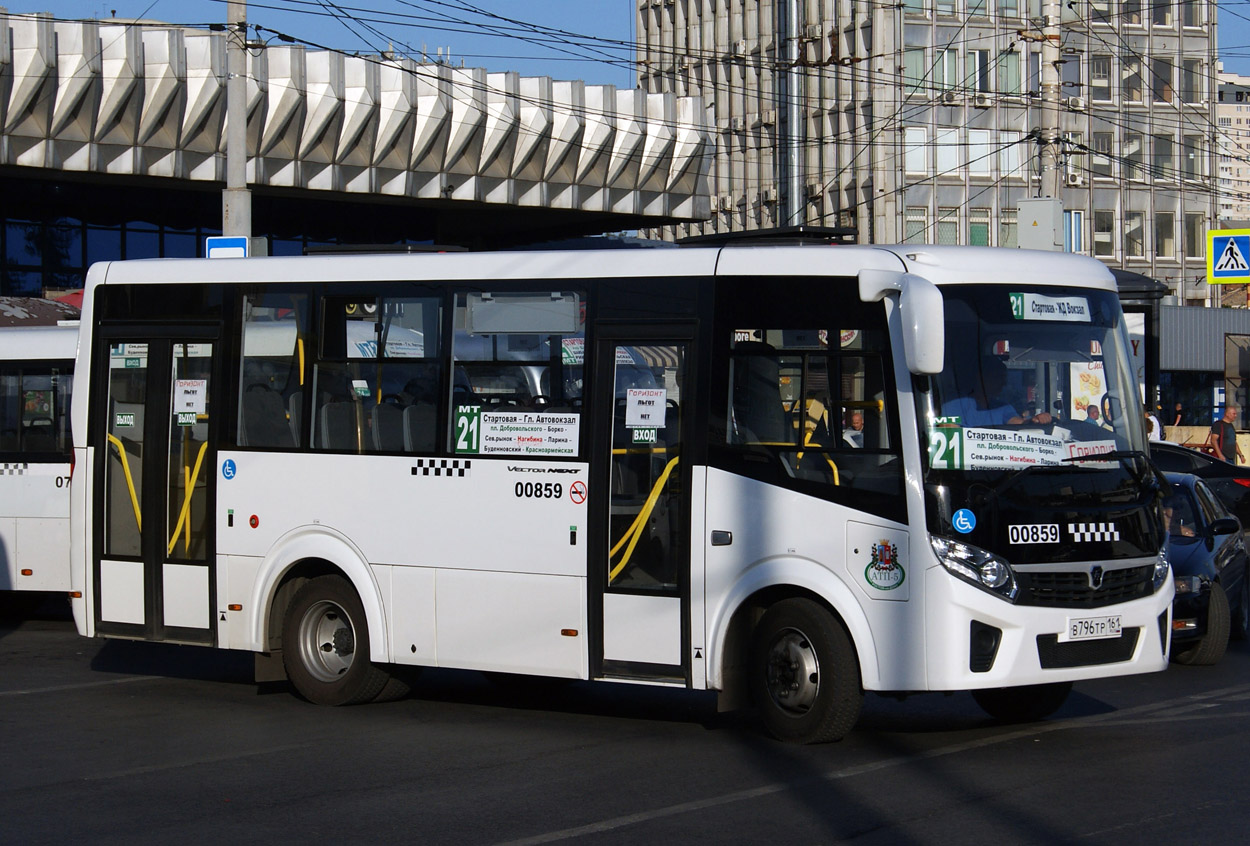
[
  {"left": 1209, "top": 406, "right": 1244, "bottom": 465},
  {"left": 1172, "top": 402, "right": 1184, "bottom": 427},
  {"left": 1145, "top": 409, "right": 1162, "bottom": 442}
]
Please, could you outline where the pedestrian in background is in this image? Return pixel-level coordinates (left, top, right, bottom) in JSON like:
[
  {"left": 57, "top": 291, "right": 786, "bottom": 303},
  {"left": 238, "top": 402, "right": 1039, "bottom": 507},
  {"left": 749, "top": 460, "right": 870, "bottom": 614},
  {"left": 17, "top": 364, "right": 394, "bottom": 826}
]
[
  {"left": 1172, "top": 402, "right": 1184, "bottom": 427},
  {"left": 1209, "top": 405, "right": 1244, "bottom": 465},
  {"left": 1146, "top": 409, "right": 1162, "bottom": 442}
]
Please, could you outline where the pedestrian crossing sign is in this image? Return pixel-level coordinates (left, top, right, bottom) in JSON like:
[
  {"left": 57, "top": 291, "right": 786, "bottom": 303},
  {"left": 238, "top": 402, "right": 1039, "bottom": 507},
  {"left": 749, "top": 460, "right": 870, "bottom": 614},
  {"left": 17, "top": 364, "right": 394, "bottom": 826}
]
[{"left": 1209, "top": 229, "right": 1250, "bottom": 284}]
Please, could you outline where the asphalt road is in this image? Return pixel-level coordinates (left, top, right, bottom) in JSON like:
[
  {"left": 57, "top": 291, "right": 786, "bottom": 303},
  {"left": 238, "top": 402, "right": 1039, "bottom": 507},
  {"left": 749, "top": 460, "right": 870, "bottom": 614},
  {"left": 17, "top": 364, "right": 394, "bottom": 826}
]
[{"left": 3, "top": 598, "right": 1249, "bottom": 845}]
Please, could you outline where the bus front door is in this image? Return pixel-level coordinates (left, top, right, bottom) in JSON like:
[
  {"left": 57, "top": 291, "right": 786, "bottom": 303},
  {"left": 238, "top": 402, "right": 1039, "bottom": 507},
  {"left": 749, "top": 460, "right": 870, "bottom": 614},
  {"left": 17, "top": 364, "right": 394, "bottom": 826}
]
[
  {"left": 93, "top": 336, "right": 220, "bottom": 645},
  {"left": 592, "top": 330, "right": 693, "bottom": 683}
]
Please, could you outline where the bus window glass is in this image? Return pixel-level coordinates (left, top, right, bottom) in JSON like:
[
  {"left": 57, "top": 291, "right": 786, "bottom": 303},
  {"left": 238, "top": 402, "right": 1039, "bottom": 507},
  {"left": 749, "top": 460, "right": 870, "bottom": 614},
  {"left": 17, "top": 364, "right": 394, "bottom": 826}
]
[
  {"left": 449, "top": 291, "right": 585, "bottom": 458},
  {"left": 105, "top": 347, "right": 147, "bottom": 557},
  {"left": 0, "top": 366, "right": 72, "bottom": 454},
  {"left": 239, "top": 292, "right": 309, "bottom": 449},
  {"left": 314, "top": 295, "right": 442, "bottom": 454},
  {"left": 727, "top": 329, "right": 902, "bottom": 499}
]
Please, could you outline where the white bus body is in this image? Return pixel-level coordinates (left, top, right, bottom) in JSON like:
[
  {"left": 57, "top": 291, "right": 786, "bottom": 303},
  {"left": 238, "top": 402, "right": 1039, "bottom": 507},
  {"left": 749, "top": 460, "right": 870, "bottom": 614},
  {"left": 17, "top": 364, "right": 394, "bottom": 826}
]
[
  {"left": 0, "top": 323, "right": 77, "bottom": 594},
  {"left": 69, "top": 246, "right": 1172, "bottom": 742}
]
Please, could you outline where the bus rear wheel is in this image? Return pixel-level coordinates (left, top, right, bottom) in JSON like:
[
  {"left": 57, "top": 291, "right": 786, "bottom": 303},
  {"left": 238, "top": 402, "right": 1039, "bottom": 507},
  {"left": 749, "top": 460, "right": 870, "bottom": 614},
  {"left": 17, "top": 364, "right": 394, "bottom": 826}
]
[
  {"left": 749, "top": 598, "right": 862, "bottom": 744},
  {"left": 972, "top": 681, "right": 1072, "bottom": 723},
  {"left": 282, "top": 575, "right": 392, "bottom": 706}
]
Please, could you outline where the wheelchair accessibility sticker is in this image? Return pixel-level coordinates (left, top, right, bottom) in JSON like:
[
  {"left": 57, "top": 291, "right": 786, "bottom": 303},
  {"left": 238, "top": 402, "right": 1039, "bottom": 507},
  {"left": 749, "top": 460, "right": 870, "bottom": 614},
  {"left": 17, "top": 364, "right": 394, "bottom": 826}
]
[{"left": 221, "top": 459, "right": 237, "bottom": 480}]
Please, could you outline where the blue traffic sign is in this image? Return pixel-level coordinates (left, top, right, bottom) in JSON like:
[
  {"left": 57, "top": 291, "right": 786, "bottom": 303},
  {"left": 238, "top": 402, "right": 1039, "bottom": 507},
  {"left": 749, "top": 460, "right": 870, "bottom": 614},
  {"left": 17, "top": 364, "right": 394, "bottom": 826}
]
[
  {"left": 1209, "top": 229, "right": 1250, "bottom": 283},
  {"left": 206, "top": 235, "right": 250, "bottom": 259}
]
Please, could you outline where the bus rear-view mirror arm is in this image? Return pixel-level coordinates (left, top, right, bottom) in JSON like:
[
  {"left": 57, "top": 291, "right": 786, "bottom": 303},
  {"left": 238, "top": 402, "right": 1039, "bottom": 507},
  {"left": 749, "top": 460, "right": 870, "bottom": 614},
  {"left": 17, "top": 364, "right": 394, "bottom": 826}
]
[{"left": 858, "top": 269, "right": 945, "bottom": 376}]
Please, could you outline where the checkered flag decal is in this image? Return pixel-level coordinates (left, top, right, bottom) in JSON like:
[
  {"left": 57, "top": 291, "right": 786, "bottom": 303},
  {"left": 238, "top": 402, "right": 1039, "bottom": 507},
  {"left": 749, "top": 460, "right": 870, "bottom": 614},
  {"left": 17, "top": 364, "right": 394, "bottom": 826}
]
[
  {"left": 411, "top": 459, "right": 471, "bottom": 478},
  {"left": 1068, "top": 522, "right": 1120, "bottom": 543},
  {"left": 0, "top": 463, "right": 29, "bottom": 476}
]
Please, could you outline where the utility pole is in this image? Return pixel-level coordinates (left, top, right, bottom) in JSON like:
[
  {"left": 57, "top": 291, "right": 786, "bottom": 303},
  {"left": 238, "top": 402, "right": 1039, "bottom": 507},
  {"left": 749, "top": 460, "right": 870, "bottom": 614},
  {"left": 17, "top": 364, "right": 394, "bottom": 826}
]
[
  {"left": 1038, "top": 0, "right": 1063, "bottom": 199},
  {"left": 222, "top": 1, "right": 251, "bottom": 238}
]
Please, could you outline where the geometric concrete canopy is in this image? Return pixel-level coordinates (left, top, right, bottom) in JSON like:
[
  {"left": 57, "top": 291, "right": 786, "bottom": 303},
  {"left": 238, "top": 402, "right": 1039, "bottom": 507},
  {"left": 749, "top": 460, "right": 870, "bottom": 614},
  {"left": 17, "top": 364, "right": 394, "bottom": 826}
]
[{"left": 0, "top": 11, "right": 712, "bottom": 238}]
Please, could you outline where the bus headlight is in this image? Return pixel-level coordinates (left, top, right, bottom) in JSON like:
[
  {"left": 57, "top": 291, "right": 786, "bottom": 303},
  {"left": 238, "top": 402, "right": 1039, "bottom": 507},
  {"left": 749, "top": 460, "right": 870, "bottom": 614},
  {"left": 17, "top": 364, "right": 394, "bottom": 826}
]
[
  {"left": 1153, "top": 548, "right": 1171, "bottom": 592},
  {"left": 931, "top": 537, "right": 1018, "bottom": 602}
]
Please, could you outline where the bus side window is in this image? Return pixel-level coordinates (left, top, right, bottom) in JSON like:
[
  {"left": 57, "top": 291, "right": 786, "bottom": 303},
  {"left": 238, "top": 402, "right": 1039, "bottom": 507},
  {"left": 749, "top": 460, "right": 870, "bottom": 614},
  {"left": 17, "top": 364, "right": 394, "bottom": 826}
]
[{"left": 239, "top": 292, "right": 309, "bottom": 449}]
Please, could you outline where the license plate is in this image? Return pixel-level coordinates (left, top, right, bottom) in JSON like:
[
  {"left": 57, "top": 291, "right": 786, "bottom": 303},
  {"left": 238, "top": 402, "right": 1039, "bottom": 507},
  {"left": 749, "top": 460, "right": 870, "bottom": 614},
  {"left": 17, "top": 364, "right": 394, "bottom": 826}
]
[{"left": 1062, "top": 614, "right": 1122, "bottom": 642}]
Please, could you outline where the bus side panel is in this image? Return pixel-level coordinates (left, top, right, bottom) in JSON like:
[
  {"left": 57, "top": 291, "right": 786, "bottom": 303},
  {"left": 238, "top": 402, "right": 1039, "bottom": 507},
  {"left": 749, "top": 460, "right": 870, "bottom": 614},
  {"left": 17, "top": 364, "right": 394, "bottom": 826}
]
[
  {"left": 0, "top": 464, "right": 71, "bottom": 592},
  {"left": 703, "top": 468, "right": 928, "bottom": 693}
]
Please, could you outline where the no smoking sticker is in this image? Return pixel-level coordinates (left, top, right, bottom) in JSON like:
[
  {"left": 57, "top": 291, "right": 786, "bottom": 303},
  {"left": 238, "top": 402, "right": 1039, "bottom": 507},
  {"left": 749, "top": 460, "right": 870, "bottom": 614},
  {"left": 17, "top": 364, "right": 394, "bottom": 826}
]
[{"left": 569, "top": 481, "right": 587, "bottom": 504}]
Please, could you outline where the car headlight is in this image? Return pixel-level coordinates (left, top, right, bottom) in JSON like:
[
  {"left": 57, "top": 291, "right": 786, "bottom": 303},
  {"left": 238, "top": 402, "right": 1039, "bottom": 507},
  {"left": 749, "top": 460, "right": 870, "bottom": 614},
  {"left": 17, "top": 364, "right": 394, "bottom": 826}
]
[
  {"left": 1153, "top": 548, "right": 1171, "bottom": 592},
  {"left": 1173, "top": 575, "right": 1201, "bottom": 595},
  {"left": 931, "top": 536, "right": 1018, "bottom": 601}
]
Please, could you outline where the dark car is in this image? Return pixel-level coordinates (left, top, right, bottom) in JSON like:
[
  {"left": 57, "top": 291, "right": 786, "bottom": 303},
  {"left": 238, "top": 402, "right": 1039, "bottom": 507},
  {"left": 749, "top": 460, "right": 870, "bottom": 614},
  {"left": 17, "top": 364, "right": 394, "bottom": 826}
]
[
  {"left": 1151, "top": 441, "right": 1250, "bottom": 530},
  {"left": 1162, "top": 472, "right": 1250, "bottom": 665}
]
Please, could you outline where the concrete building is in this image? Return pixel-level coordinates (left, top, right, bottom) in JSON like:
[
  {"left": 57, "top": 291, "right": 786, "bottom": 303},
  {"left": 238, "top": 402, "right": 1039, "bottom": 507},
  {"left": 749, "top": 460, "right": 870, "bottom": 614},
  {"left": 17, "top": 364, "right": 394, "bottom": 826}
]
[
  {"left": 0, "top": 10, "right": 711, "bottom": 296},
  {"left": 637, "top": 0, "right": 1219, "bottom": 302},
  {"left": 1217, "top": 67, "right": 1250, "bottom": 223}
]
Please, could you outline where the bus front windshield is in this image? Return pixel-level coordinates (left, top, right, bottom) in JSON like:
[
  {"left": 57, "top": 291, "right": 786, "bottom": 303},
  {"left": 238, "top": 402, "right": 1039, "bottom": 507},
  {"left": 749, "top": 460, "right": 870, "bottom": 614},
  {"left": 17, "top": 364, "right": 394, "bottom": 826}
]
[{"left": 922, "top": 285, "right": 1146, "bottom": 486}]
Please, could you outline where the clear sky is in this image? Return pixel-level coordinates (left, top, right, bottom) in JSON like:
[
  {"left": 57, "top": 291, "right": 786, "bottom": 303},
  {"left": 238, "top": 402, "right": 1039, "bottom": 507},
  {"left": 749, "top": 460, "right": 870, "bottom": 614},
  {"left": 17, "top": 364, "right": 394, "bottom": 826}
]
[
  {"left": 5, "top": 1, "right": 638, "bottom": 86},
  {"left": 9, "top": 1, "right": 1250, "bottom": 81}
]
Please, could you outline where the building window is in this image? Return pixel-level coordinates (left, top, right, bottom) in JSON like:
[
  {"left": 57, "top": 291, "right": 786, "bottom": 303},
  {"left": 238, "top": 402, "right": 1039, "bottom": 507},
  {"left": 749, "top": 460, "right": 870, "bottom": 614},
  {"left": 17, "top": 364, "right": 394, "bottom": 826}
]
[
  {"left": 1153, "top": 134, "right": 1174, "bottom": 180},
  {"left": 937, "top": 48, "right": 959, "bottom": 90},
  {"left": 1091, "top": 132, "right": 1113, "bottom": 177},
  {"left": 1124, "top": 133, "right": 1144, "bottom": 180},
  {"left": 903, "top": 48, "right": 926, "bottom": 91},
  {"left": 1093, "top": 210, "right": 1115, "bottom": 257},
  {"left": 966, "top": 50, "right": 991, "bottom": 92},
  {"left": 905, "top": 127, "right": 928, "bottom": 173},
  {"left": 936, "top": 208, "right": 959, "bottom": 245},
  {"left": 1000, "top": 131, "right": 1023, "bottom": 176},
  {"left": 1000, "top": 52, "right": 1022, "bottom": 94},
  {"left": 936, "top": 127, "right": 960, "bottom": 173},
  {"left": 1090, "top": 0, "right": 1112, "bottom": 22},
  {"left": 1064, "top": 210, "right": 1084, "bottom": 253},
  {"left": 937, "top": 0, "right": 955, "bottom": 13},
  {"left": 1181, "top": 60, "right": 1201, "bottom": 103},
  {"left": 1090, "top": 55, "right": 1111, "bottom": 101},
  {"left": 998, "top": 0, "right": 1019, "bottom": 16},
  {"left": 904, "top": 0, "right": 925, "bottom": 11},
  {"left": 1124, "top": 0, "right": 1143, "bottom": 25},
  {"left": 969, "top": 0, "right": 988, "bottom": 15},
  {"left": 1122, "top": 58, "right": 1143, "bottom": 102},
  {"left": 1125, "top": 212, "right": 1146, "bottom": 258},
  {"left": 969, "top": 129, "right": 991, "bottom": 174},
  {"left": 1151, "top": 58, "right": 1173, "bottom": 102},
  {"left": 1181, "top": 0, "right": 1201, "bottom": 27},
  {"left": 1062, "top": 54, "right": 1081, "bottom": 90},
  {"left": 999, "top": 210, "right": 1018, "bottom": 248},
  {"left": 970, "top": 209, "right": 991, "bottom": 246},
  {"left": 1185, "top": 213, "right": 1204, "bottom": 259},
  {"left": 1183, "top": 135, "right": 1202, "bottom": 179},
  {"left": 1028, "top": 50, "right": 1041, "bottom": 95},
  {"left": 1152, "top": 0, "right": 1172, "bottom": 26},
  {"left": 905, "top": 207, "right": 928, "bottom": 244},
  {"left": 1155, "top": 214, "right": 1175, "bottom": 258}
]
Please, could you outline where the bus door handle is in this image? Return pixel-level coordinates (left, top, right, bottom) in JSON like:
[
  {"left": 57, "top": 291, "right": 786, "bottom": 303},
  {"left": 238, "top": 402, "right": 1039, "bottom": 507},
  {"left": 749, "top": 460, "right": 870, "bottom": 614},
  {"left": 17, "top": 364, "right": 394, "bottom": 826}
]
[{"left": 711, "top": 530, "right": 733, "bottom": 546}]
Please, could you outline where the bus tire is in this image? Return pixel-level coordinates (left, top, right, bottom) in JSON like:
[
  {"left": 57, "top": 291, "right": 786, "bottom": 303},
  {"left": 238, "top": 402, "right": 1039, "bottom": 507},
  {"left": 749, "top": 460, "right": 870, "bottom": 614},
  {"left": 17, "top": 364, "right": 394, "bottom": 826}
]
[
  {"left": 282, "top": 575, "right": 391, "bottom": 706},
  {"left": 972, "top": 681, "right": 1072, "bottom": 723},
  {"left": 1173, "top": 582, "right": 1230, "bottom": 666},
  {"left": 749, "top": 598, "right": 862, "bottom": 744}
]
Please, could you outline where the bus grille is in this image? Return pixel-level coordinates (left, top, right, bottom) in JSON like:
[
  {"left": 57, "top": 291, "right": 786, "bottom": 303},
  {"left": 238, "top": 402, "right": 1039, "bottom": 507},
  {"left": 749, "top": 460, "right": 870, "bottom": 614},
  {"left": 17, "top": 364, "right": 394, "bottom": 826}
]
[
  {"left": 1036, "top": 628, "right": 1141, "bottom": 668},
  {"left": 1015, "top": 565, "right": 1154, "bottom": 609}
]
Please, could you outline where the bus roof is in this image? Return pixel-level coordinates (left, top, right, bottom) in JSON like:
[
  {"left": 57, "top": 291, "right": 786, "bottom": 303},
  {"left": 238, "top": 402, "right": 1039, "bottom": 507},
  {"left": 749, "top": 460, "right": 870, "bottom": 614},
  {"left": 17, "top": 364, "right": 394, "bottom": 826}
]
[
  {"left": 0, "top": 323, "right": 80, "bottom": 359},
  {"left": 82, "top": 244, "right": 1116, "bottom": 294}
]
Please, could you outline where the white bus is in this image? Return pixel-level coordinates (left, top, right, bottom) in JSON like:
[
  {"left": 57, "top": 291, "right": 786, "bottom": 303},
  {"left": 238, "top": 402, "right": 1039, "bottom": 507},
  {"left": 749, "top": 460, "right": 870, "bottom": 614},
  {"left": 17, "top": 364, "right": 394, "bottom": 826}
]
[
  {"left": 68, "top": 245, "right": 1173, "bottom": 743},
  {"left": 0, "top": 323, "right": 77, "bottom": 600}
]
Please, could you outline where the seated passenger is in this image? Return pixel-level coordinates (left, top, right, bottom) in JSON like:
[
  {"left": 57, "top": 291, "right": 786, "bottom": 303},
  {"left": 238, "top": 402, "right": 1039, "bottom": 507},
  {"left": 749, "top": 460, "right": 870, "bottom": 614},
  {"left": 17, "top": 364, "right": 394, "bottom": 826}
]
[
  {"left": 843, "top": 411, "right": 865, "bottom": 448},
  {"left": 941, "top": 357, "right": 1052, "bottom": 427}
]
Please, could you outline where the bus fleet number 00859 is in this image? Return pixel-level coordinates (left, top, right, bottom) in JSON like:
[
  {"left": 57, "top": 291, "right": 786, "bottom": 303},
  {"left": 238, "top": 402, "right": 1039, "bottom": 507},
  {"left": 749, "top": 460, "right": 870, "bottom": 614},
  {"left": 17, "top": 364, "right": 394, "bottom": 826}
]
[
  {"left": 1008, "top": 523, "right": 1060, "bottom": 544},
  {"left": 515, "top": 482, "right": 563, "bottom": 499}
]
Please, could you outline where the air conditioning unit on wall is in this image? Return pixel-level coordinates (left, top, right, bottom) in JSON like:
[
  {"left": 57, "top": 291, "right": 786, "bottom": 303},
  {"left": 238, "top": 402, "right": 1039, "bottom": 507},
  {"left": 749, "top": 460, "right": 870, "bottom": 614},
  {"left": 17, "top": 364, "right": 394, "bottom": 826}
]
[{"left": 1065, "top": 173, "right": 1086, "bottom": 187}]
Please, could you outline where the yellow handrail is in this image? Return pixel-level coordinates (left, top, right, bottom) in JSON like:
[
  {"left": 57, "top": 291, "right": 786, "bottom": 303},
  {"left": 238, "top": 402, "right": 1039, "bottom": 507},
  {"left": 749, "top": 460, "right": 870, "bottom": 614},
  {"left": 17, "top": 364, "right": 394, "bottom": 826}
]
[
  {"left": 796, "top": 430, "right": 840, "bottom": 485},
  {"left": 167, "top": 440, "right": 210, "bottom": 556},
  {"left": 106, "top": 433, "right": 142, "bottom": 532},
  {"left": 608, "top": 455, "right": 680, "bottom": 584}
]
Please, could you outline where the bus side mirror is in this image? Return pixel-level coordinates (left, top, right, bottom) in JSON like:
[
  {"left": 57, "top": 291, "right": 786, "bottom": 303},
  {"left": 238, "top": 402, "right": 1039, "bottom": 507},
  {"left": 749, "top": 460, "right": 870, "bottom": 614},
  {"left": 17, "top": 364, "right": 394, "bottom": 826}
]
[{"left": 858, "top": 269, "right": 945, "bottom": 376}]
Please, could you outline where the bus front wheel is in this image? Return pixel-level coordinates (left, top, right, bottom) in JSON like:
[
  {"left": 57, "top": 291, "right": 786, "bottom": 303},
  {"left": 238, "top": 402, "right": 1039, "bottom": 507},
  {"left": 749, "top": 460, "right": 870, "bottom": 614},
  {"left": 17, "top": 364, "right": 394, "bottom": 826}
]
[
  {"left": 282, "top": 575, "right": 392, "bottom": 706},
  {"left": 749, "top": 598, "right": 863, "bottom": 743}
]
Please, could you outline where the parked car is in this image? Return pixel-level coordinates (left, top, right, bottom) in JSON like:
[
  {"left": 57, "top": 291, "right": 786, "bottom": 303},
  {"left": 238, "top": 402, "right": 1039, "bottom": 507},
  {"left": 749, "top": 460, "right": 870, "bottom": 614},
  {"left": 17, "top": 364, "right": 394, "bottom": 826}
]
[
  {"left": 1162, "top": 472, "right": 1250, "bottom": 665},
  {"left": 1150, "top": 441, "right": 1250, "bottom": 530}
]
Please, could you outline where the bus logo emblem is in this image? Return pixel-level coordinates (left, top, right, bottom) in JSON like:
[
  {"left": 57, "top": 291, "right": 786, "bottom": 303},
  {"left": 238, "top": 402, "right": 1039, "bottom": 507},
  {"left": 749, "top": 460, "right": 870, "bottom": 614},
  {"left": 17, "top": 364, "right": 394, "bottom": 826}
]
[{"left": 865, "top": 540, "right": 904, "bottom": 591}]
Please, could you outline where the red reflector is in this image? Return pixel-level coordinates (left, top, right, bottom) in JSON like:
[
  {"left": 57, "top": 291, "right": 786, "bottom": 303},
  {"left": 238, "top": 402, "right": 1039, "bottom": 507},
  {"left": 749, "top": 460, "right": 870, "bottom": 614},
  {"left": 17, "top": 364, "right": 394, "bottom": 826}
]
[
  {"left": 1234, "top": 478, "right": 1250, "bottom": 488},
  {"left": 20, "top": 568, "right": 32, "bottom": 576},
  {"left": 68, "top": 591, "right": 82, "bottom": 598},
  {"left": 228, "top": 604, "right": 242, "bottom": 611}
]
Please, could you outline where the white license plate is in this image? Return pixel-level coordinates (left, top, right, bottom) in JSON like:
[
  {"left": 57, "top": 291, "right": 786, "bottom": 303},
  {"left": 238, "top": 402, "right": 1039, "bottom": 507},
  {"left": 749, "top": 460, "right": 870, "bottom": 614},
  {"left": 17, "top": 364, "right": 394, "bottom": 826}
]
[{"left": 1062, "top": 614, "right": 1122, "bottom": 642}]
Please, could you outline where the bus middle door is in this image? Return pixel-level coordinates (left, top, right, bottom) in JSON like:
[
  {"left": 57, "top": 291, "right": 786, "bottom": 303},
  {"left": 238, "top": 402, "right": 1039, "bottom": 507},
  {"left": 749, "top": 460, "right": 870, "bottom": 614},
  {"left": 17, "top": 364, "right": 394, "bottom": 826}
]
[
  {"left": 94, "top": 335, "right": 220, "bottom": 645},
  {"left": 591, "top": 327, "right": 694, "bottom": 684}
]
